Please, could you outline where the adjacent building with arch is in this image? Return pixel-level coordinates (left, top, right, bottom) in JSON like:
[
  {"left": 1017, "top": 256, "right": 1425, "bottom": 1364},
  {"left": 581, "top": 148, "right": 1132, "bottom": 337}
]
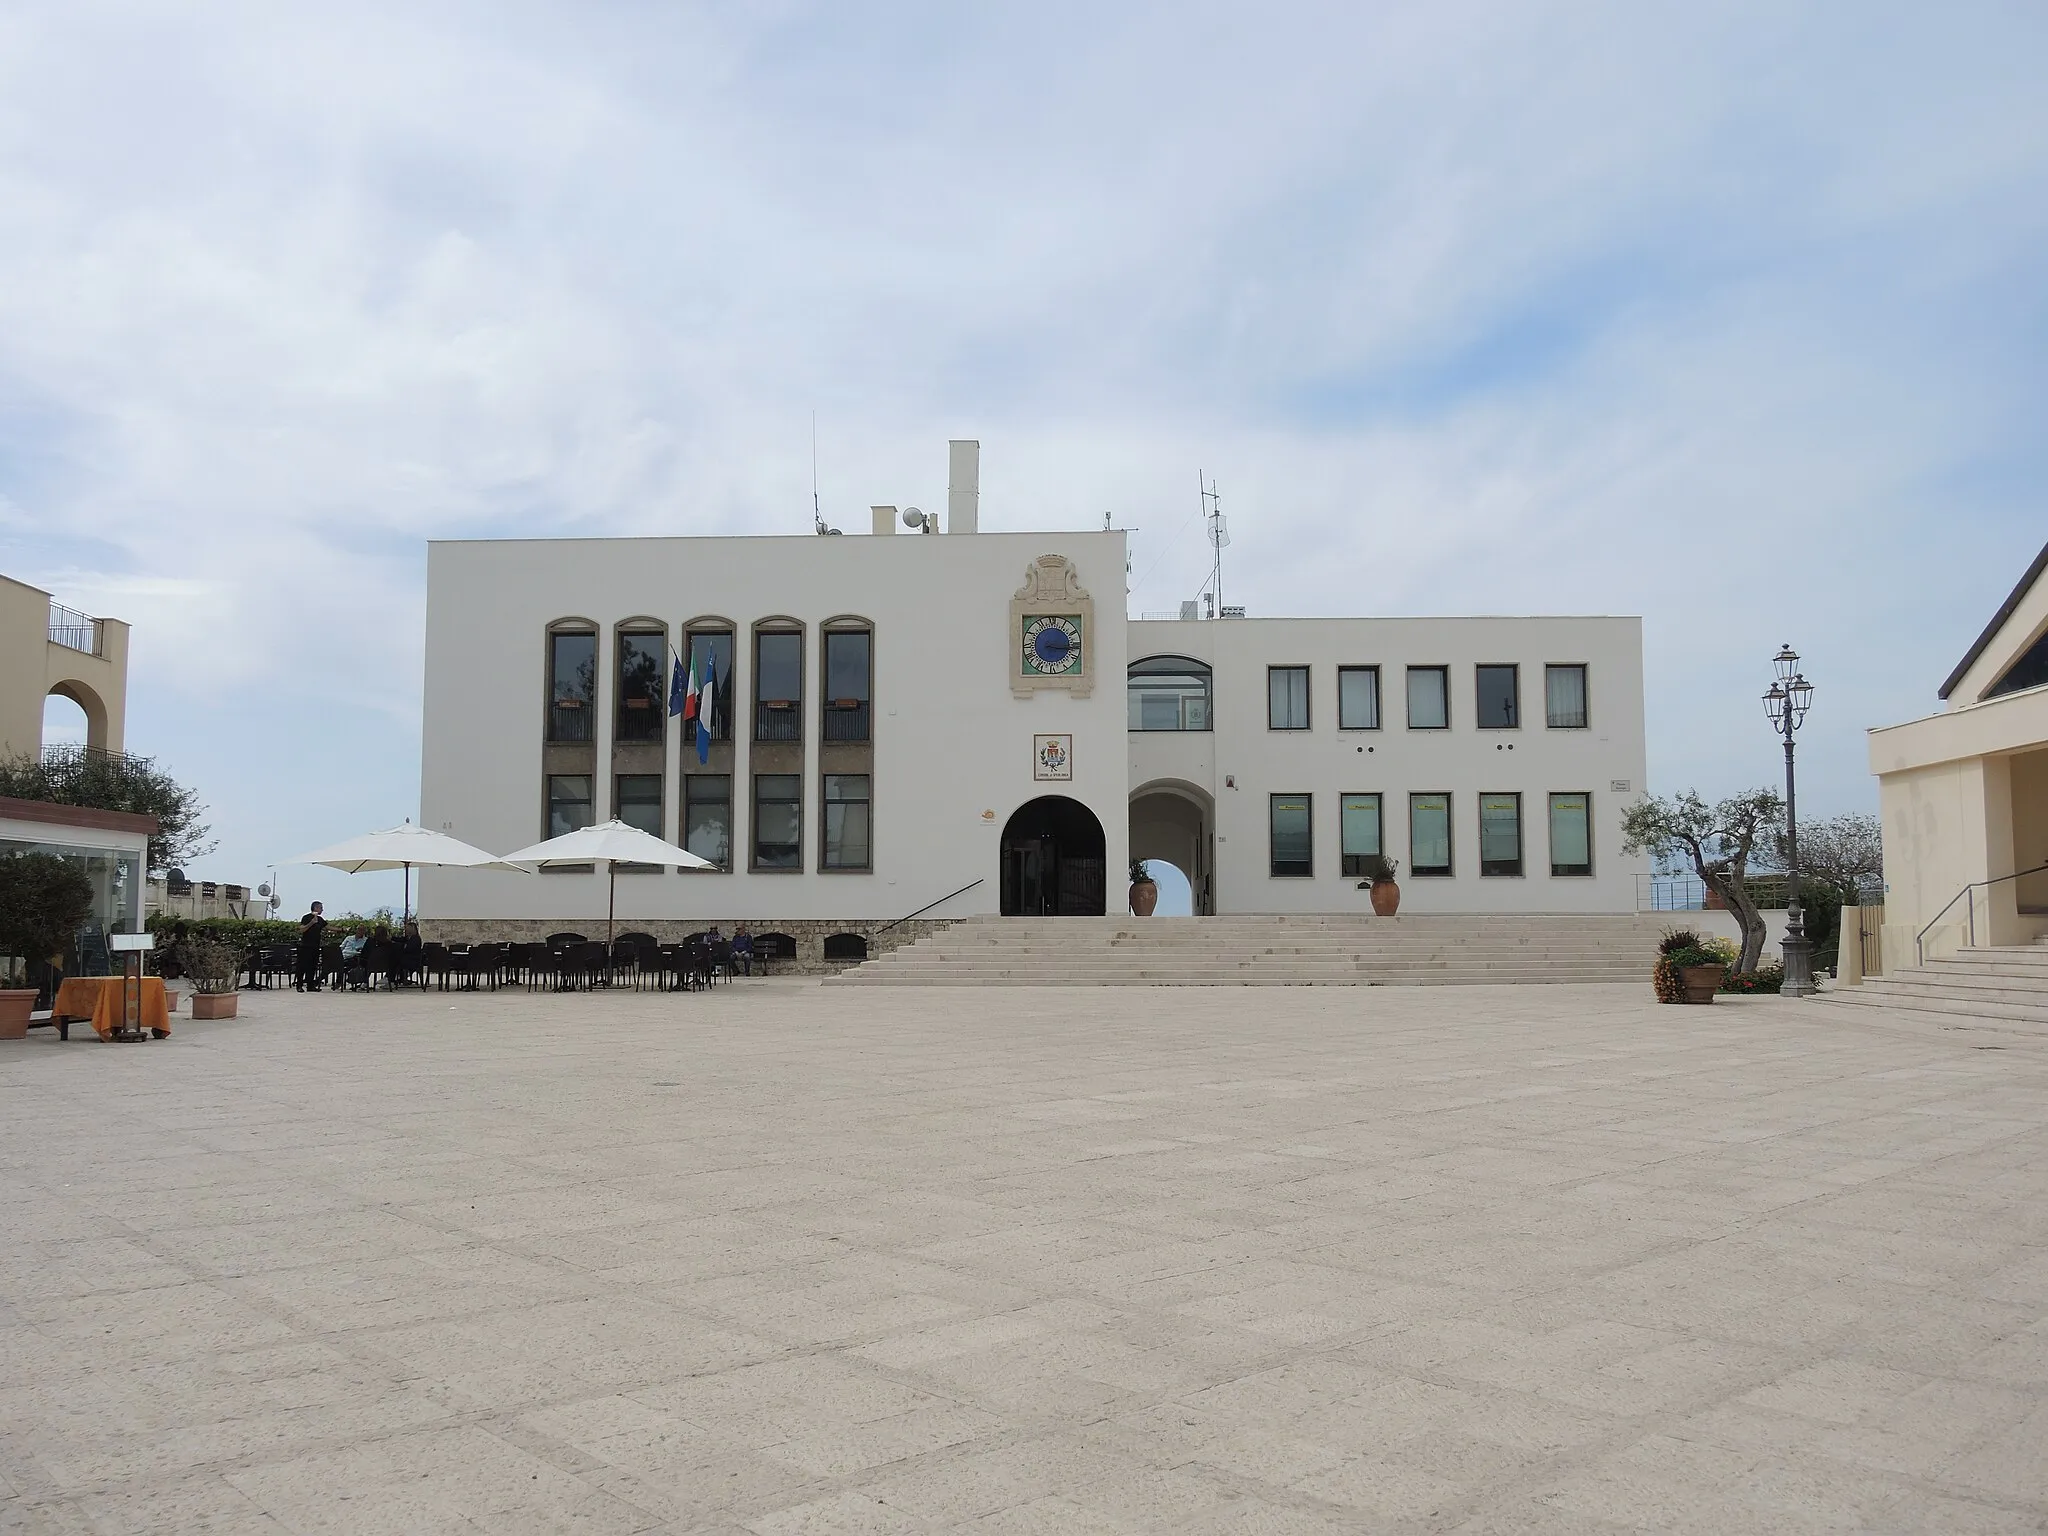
[{"left": 418, "top": 443, "right": 1649, "bottom": 954}]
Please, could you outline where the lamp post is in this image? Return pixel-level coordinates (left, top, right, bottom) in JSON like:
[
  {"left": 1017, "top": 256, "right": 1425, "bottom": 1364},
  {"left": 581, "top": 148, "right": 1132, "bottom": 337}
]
[{"left": 1763, "top": 645, "right": 1817, "bottom": 998}]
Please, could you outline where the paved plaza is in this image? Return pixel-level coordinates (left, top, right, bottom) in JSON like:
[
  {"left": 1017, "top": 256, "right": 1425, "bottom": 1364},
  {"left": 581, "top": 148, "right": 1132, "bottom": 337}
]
[{"left": 2, "top": 981, "right": 2045, "bottom": 1535}]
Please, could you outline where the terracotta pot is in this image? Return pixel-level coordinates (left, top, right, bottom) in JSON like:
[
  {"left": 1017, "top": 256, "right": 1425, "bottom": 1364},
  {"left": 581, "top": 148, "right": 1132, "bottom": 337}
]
[
  {"left": 0, "top": 988, "right": 36, "bottom": 1040},
  {"left": 1679, "top": 964, "right": 1725, "bottom": 1004},
  {"left": 1130, "top": 880, "right": 1158, "bottom": 917},
  {"left": 1369, "top": 879, "right": 1401, "bottom": 917},
  {"left": 191, "top": 991, "right": 239, "bottom": 1020}
]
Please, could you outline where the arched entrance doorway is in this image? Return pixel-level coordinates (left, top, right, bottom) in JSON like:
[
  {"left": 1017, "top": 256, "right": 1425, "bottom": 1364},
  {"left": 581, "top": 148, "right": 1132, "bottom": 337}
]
[
  {"left": 1000, "top": 796, "right": 1107, "bottom": 915},
  {"left": 1130, "top": 781, "right": 1214, "bottom": 915}
]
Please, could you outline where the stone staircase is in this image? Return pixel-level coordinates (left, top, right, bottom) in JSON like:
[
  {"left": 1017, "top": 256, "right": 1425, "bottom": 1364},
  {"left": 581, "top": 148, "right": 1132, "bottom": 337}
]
[
  {"left": 828, "top": 914, "right": 1667, "bottom": 987},
  {"left": 1818, "top": 937, "right": 2048, "bottom": 1028}
]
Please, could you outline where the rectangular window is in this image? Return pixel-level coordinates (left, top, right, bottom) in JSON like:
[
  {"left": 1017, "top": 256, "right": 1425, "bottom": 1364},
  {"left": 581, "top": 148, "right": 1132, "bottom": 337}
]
[
  {"left": 1475, "top": 664, "right": 1519, "bottom": 729},
  {"left": 614, "top": 774, "right": 661, "bottom": 837},
  {"left": 1269, "top": 793, "right": 1313, "bottom": 877},
  {"left": 755, "top": 631, "right": 803, "bottom": 742},
  {"left": 546, "top": 774, "right": 593, "bottom": 839},
  {"left": 1549, "top": 792, "right": 1592, "bottom": 876},
  {"left": 1409, "top": 792, "right": 1452, "bottom": 876},
  {"left": 616, "top": 631, "right": 666, "bottom": 742},
  {"left": 547, "top": 631, "right": 596, "bottom": 743},
  {"left": 1545, "top": 664, "right": 1589, "bottom": 729},
  {"left": 1340, "top": 793, "right": 1383, "bottom": 877},
  {"left": 1337, "top": 666, "right": 1380, "bottom": 729},
  {"left": 682, "top": 774, "right": 731, "bottom": 870},
  {"left": 752, "top": 773, "right": 802, "bottom": 869},
  {"left": 686, "top": 630, "right": 735, "bottom": 741},
  {"left": 823, "top": 630, "right": 872, "bottom": 743},
  {"left": 823, "top": 773, "right": 872, "bottom": 870},
  {"left": 1479, "top": 793, "right": 1523, "bottom": 876},
  {"left": 1268, "top": 666, "right": 1310, "bottom": 730},
  {"left": 1406, "top": 666, "right": 1449, "bottom": 729}
]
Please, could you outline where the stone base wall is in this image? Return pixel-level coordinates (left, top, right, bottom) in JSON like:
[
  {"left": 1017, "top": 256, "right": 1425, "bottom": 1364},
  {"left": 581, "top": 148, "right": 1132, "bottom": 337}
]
[{"left": 415, "top": 916, "right": 959, "bottom": 975}]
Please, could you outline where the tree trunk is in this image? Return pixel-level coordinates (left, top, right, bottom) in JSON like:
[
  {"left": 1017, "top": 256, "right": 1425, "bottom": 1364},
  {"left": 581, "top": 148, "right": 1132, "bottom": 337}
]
[{"left": 1702, "top": 871, "right": 1767, "bottom": 973}]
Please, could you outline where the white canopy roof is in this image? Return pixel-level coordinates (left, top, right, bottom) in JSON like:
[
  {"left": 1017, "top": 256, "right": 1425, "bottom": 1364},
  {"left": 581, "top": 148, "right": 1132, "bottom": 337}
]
[
  {"left": 498, "top": 819, "right": 716, "bottom": 870},
  {"left": 282, "top": 823, "right": 531, "bottom": 873}
]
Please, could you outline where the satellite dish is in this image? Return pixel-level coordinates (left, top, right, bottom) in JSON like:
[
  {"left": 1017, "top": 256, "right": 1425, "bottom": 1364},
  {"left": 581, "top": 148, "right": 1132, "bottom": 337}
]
[
  {"left": 901, "top": 507, "right": 926, "bottom": 529},
  {"left": 257, "top": 882, "right": 271, "bottom": 898}
]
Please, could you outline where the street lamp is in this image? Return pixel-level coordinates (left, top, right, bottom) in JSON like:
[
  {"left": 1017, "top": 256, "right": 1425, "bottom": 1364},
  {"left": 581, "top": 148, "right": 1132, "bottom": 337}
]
[{"left": 1763, "top": 644, "right": 1816, "bottom": 997}]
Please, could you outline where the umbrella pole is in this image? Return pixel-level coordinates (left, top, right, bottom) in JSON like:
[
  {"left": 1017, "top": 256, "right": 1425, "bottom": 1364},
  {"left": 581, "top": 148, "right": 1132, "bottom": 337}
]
[
  {"left": 404, "top": 863, "right": 412, "bottom": 926},
  {"left": 607, "top": 865, "right": 616, "bottom": 948}
]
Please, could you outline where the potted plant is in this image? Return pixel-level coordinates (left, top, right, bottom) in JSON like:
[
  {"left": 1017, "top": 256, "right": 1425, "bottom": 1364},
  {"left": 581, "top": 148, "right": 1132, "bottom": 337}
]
[
  {"left": 1129, "top": 860, "right": 1158, "bottom": 917},
  {"left": 0, "top": 851, "right": 93, "bottom": 1039},
  {"left": 186, "top": 938, "right": 242, "bottom": 1019},
  {"left": 1355, "top": 854, "right": 1401, "bottom": 916},
  {"left": 1654, "top": 928, "right": 1727, "bottom": 1004}
]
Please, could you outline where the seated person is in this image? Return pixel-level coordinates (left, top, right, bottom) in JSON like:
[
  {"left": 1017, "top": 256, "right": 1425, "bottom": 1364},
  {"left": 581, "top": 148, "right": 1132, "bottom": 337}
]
[
  {"left": 730, "top": 923, "right": 754, "bottom": 976},
  {"left": 342, "top": 928, "right": 385, "bottom": 990},
  {"left": 391, "top": 921, "right": 424, "bottom": 987}
]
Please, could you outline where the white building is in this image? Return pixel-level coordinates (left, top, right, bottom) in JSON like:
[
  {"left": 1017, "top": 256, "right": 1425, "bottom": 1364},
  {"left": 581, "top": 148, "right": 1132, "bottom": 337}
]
[{"left": 418, "top": 444, "right": 1648, "bottom": 956}]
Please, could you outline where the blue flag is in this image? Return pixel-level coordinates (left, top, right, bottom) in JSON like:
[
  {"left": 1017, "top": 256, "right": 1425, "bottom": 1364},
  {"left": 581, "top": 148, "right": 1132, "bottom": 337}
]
[
  {"left": 668, "top": 653, "right": 688, "bottom": 717},
  {"left": 696, "top": 655, "right": 715, "bottom": 764}
]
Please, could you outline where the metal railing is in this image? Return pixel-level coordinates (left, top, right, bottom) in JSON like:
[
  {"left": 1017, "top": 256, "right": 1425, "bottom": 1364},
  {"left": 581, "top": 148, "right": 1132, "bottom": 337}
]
[
  {"left": 48, "top": 603, "right": 100, "bottom": 655},
  {"left": 880, "top": 879, "right": 984, "bottom": 935},
  {"left": 822, "top": 701, "right": 870, "bottom": 742},
  {"left": 755, "top": 704, "right": 801, "bottom": 742},
  {"left": 1915, "top": 862, "right": 2048, "bottom": 964},
  {"left": 1635, "top": 872, "right": 1798, "bottom": 912}
]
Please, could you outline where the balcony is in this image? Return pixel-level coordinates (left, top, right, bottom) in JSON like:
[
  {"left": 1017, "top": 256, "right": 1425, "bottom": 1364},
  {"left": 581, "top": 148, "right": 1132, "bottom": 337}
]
[
  {"left": 48, "top": 603, "right": 101, "bottom": 655},
  {"left": 755, "top": 702, "right": 802, "bottom": 742},
  {"left": 822, "top": 700, "right": 870, "bottom": 743}
]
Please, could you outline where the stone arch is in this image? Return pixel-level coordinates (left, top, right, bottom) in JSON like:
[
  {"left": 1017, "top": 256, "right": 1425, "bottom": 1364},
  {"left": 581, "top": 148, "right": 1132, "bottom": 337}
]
[
  {"left": 1000, "top": 795, "right": 1107, "bottom": 915},
  {"left": 1130, "top": 777, "right": 1215, "bottom": 915},
  {"left": 47, "top": 680, "right": 110, "bottom": 752}
]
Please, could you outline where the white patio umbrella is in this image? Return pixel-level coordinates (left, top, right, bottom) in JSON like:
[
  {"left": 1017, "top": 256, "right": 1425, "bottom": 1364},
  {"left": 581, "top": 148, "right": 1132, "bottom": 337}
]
[
  {"left": 280, "top": 822, "right": 531, "bottom": 924},
  {"left": 497, "top": 820, "right": 716, "bottom": 944}
]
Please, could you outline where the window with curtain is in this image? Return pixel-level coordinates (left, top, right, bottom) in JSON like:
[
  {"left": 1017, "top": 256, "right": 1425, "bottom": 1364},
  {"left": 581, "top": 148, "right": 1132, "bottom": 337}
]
[
  {"left": 615, "top": 631, "right": 666, "bottom": 742},
  {"left": 1475, "top": 665, "right": 1519, "bottom": 728},
  {"left": 1409, "top": 792, "right": 1452, "bottom": 875},
  {"left": 1406, "top": 666, "right": 1449, "bottom": 729},
  {"left": 686, "top": 630, "right": 735, "bottom": 740},
  {"left": 1267, "top": 667, "right": 1310, "bottom": 730},
  {"left": 1338, "top": 666, "right": 1380, "bottom": 729},
  {"left": 1340, "top": 793, "right": 1382, "bottom": 876},
  {"left": 822, "top": 629, "right": 872, "bottom": 742},
  {"left": 1549, "top": 792, "right": 1592, "bottom": 876},
  {"left": 1127, "top": 655, "right": 1212, "bottom": 731},
  {"left": 823, "top": 774, "right": 871, "bottom": 870},
  {"left": 546, "top": 775, "right": 593, "bottom": 838},
  {"left": 1269, "top": 794, "right": 1313, "bottom": 876},
  {"left": 1545, "top": 664, "right": 1589, "bottom": 729},
  {"left": 547, "top": 630, "right": 596, "bottom": 742},
  {"left": 754, "top": 630, "right": 803, "bottom": 742},
  {"left": 682, "top": 774, "right": 730, "bottom": 869},
  {"left": 752, "top": 773, "right": 802, "bottom": 869},
  {"left": 1479, "top": 793, "right": 1522, "bottom": 876}
]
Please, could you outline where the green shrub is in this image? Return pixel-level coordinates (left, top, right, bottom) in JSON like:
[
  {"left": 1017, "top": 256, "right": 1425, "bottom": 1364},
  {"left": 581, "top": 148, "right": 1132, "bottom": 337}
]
[
  {"left": 0, "top": 851, "right": 96, "bottom": 984},
  {"left": 1721, "top": 966, "right": 1785, "bottom": 995}
]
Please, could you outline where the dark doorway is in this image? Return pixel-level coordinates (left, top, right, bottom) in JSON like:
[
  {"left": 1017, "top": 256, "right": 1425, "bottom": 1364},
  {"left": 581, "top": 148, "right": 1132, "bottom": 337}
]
[{"left": 1001, "top": 796, "right": 1108, "bottom": 915}]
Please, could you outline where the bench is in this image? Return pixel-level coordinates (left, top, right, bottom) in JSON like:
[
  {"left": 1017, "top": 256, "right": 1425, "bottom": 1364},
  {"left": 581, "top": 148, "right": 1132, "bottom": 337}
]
[{"left": 751, "top": 932, "right": 797, "bottom": 974}]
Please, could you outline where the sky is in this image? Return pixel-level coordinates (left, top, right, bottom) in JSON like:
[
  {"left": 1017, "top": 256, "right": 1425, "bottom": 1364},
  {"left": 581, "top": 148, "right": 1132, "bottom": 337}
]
[{"left": 4, "top": 2, "right": 2044, "bottom": 917}]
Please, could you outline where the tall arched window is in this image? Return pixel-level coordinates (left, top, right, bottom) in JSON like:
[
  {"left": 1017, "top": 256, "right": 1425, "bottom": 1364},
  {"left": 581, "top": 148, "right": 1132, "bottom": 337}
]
[
  {"left": 614, "top": 620, "right": 668, "bottom": 743},
  {"left": 681, "top": 617, "right": 736, "bottom": 741},
  {"left": 753, "top": 619, "right": 805, "bottom": 743},
  {"left": 821, "top": 617, "right": 873, "bottom": 743},
  {"left": 1128, "top": 655, "right": 1212, "bottom": 731},
  {"left": 546, "top": 620, "right": 598, "bottom": 742}
]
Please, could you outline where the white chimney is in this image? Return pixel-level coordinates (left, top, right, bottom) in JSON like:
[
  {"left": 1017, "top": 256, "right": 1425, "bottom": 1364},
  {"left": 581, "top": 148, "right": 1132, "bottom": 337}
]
[
  {"left": 947, "top": 440, "right": 979, "bottom": 534},
  {"left": 871, "top": 505, "right": 897, "bottom": 535}
]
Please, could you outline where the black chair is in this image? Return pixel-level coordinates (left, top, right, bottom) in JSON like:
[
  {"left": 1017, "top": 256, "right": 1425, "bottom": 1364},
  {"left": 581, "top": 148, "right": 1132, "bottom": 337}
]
[
  {"left": 467, "top": 943, "right": 504, "bottom": 991},
  {"left": 318, "top": 941, "right": 344, "bottom": 990},
  {"left": 558, "top": 941, "right": 605, "bottom": 990},
  {"left": 753, "top": 932, "right": 798, "bottom": 974},
  {"left": 545, "top": 932, "right": 588, "bottom": 951},
  {"left": 419, "top": 942, "right": 451, "bottom": 991},
  {"left": 347, "top": 938, "right": 392, "bottom": 990}
]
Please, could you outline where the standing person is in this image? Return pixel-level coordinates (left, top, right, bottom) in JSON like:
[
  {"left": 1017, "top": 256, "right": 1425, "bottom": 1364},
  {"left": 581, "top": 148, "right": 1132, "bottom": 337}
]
[
  {"left": 730, "top": 923, "right": 754, "bottom": 977},
  {"left": 294, "top": 901, "right": 328, "bottom": 992}
]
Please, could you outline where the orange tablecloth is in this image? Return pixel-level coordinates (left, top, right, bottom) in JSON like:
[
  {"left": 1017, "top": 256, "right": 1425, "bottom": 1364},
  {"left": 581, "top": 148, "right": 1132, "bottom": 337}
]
[{"left": 52, "top": 976, "right": 171, "bottom": 1040}]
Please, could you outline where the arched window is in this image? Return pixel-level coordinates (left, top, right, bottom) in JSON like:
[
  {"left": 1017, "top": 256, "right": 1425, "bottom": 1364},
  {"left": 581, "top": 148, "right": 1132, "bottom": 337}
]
[
  {"left": 615, "top": 619, "right": 668, "bottom": 743},
  {"left": 1128, "top": 655, "right": 1212, "bottom": 732},
  {"left": 753, "top": 619, "right": 805, "bottom": 743},
  {"left": 821, "top": 617, "right": 873, "bottom": 743},
  {"left": 546, "top": 620, "right": 598, "bottom": 742},
  {"left": 681, "top": 617, "right": 735, "bottom": 741}
]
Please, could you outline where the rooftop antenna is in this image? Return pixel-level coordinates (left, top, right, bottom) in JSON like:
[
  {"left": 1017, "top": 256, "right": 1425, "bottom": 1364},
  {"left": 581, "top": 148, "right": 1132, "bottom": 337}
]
[
  {"left": 811, "top": 413, "right": 839, "bottom": 534},
  {"left": 1200, "top": 473, "right": 1228, "bottom": 617}
]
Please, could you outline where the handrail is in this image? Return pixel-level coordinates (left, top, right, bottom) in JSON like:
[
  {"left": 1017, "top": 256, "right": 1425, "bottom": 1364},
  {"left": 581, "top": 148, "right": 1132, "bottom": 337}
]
[
  {"left": 880, "top": 878, "right": 983, "bottom": 934},
  {"left": 1916, "top": 862, "right": 2048, "bottom": 964}
]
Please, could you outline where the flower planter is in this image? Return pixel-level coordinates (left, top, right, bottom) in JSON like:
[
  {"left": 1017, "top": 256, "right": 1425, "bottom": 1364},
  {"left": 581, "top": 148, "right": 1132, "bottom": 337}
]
[
  {"left": 1679, "top": 964, "right": 1726, "bottom": 1004},
  {"left": 1129, "top": 880, "right": 1158, "bottom": 917},
  {"left": 1370, "top": 879, "right": 1401, "bottom": 917},
  {"left": 190, "top": 991, "right": 239, "bottom": 1020},
  {"left": 0, "top": 988, "right": 37, "bottom": 1040}
]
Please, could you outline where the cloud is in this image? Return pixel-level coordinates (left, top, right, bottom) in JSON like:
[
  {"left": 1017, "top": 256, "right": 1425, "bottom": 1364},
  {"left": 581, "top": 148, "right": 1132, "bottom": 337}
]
[{"left": 0, "top": 1, "right": 2043, "bottom": 902}]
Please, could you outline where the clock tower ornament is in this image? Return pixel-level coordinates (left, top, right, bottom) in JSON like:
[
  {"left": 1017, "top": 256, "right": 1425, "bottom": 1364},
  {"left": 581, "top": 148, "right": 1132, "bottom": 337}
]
[{"left": 1009, "top": 555, "right": 1095, "bottom": 698}]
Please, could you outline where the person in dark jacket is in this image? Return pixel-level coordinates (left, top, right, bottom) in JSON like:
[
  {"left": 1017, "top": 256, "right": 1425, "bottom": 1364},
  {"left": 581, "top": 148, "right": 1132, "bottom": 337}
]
[{"left": 294, "top": 902, "right": 327, "bottom": 991}]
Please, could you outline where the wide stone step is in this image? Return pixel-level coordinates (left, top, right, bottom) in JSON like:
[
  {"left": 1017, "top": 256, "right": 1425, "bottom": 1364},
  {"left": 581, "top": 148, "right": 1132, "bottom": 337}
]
[{"left": 1821, "top": 987, "right": 2048, "bottom": 1024}]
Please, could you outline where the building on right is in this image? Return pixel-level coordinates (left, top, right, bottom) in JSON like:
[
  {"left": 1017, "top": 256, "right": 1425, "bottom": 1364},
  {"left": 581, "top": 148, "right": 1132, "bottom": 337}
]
[{"left": 1869, "top": 539, "right": 2048, "bottom": 963}]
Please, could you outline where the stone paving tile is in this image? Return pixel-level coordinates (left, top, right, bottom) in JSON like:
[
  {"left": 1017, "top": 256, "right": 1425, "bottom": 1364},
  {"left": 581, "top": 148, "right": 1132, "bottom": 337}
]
[{"left": 3, "top": 981, "right": 2046, "bottom": 1534}]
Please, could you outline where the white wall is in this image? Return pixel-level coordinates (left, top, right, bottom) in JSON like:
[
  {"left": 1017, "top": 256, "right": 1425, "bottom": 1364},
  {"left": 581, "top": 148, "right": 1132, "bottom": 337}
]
[
  {"left": 1126, "top": 616, "right": 1649, "bottom": 914},
  {"left": 419, "top": 530, "right": 1129, "bottom": 924}
]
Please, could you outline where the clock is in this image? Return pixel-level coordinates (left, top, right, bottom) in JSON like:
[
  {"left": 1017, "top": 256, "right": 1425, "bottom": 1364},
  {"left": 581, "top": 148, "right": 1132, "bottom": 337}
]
[{"left": 1021, "top": 614, "right": 1083, "bottom": 676}]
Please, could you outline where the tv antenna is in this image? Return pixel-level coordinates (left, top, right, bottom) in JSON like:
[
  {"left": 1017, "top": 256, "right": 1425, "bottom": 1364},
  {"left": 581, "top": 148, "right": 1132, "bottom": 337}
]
[
  {"left": 811, "top": 413, "right": 840, "bottom": 534},
  {"left": 1199, "top": 473, "right": 1228, "bottom": 617}
]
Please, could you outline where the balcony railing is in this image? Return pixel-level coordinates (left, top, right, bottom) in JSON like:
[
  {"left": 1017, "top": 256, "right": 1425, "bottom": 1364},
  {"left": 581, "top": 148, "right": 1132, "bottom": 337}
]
[
  {"left": 755, "top": 702, "right": 802, "bottom": 742},
  {"left": 822, "top": 700, "right": 871, "bottom": 742},
  {"left": 48, "top": 603, "right": 101, "bottom": 655}
]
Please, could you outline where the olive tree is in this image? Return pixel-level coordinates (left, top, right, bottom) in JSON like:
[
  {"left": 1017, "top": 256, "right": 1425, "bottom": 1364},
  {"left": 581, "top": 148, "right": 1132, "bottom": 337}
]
[
  {"left": 1775, "top": 811, "right": 1883, "bottom": 902},
  {"left": 0, "top": 850, "right": 95, "bottom": 986},
  {"left": 1621, "top": 789, "right": 1784, "bottom": 974},
  {"left": 0, "top": 746, "right": 212, "bottom": 878}
]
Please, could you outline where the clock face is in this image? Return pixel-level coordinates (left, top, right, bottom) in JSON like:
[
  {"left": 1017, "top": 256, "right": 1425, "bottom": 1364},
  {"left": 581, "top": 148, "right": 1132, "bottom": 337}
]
[{"left": 1021, "top": 614, "right": 1083, "bottom": 676}]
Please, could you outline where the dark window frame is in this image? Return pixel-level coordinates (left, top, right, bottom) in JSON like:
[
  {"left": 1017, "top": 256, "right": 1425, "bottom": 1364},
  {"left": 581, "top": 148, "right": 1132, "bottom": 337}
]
[
  {"left": 1269, "top": 792, "right": 1314, "bottom": 877},
  {"left": 546, "top": 626, "right": 597, "bottom": 744},
  {"left": 821, "top": 625, "right": 873, "bottom": 744},
  {"left": 1478, "top": 791, "right": 1524, "bottom": 877},
  {"left": 1544, "top": 663, "right": 1590, "bottom": 730},
  {"left": 1409, "top": 791, "right": 1453, "bottom": 876},
  {"left": 1267, "top": 666, "right": 1311, "bottom": 731},
  {"left": 1337, "top": 665, "right": 1381, "bottom": 730},
  {"left": 684, "top": 626, "right": 737, "bottom": 742},
  {"left": 681, "top": 772, "right": 732, "bottom": 871},
  {"left": 545, "top": 773, "right": 594, "bottom": 840},
  {"left": 821, "top": 772, "right": 872, "bottom": 872},
  {"left": 1127, "top": 654, "right": 1214, "bottom": 732},
  {"left": 1549, "top": 791, "right": 1594, "bottom": 877},
  {"left": 751, "top": 772, "right": 802, "bottom": 871},
  {"left": 1475, "top": 664, "right": 1520, "bottom": 730},
  {"left": 1340, "top": 792, "right": 1384, "bottom": 877},
  {"left": 753, "top": 625, "right": 805, "bottom": 744},
  {"left": 1406, "top": 665, "right": 1450, "bottom": 730},
  {"left": 614, "top": 627, "right": 668, "bottom": 743}
]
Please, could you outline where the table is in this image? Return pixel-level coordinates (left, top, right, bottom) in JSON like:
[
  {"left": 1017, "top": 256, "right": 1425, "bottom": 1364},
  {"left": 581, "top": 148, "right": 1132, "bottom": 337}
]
[{"left": 52, "top": 976, "right": 172, "bottom": 1040}]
